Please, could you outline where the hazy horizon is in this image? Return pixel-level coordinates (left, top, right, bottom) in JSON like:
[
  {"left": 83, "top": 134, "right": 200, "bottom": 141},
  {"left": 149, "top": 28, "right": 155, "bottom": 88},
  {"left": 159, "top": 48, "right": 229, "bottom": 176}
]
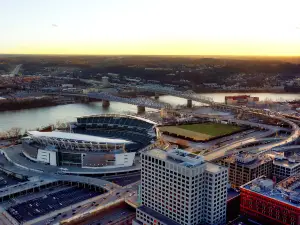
[{"left": 1, "top": 0, "right": 300, "bottom": 56}]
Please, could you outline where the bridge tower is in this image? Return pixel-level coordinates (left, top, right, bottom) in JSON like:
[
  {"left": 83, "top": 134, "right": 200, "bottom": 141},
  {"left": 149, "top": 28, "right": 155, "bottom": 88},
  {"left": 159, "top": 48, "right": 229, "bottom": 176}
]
[
  {"left": 102, "top": 100, "right": 110, "bottom": 107},
  {"left": 187, "top": 99, "right": 192, "bottom": 108},
  {"left": 137, "top": 106, "right": 146, "bottom": 114}
]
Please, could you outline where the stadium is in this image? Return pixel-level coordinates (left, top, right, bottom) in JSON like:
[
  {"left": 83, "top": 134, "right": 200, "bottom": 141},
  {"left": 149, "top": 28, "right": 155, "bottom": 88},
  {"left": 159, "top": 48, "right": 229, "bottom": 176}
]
[{"left": 22, "top": 114, "right": 157, "bottom": 169}]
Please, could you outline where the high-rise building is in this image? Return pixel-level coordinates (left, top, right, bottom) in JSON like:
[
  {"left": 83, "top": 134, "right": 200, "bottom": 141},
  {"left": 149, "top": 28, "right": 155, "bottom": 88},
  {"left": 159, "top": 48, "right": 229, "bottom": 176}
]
[
  {"left": 240, "top": 175, "right": 300, "bottom": 225},
  {"left": 219, "top": 153, "right": 273, "bottom": 188},
  {"left": 133, "top": 148, "right": 228, "bottom": 225}
]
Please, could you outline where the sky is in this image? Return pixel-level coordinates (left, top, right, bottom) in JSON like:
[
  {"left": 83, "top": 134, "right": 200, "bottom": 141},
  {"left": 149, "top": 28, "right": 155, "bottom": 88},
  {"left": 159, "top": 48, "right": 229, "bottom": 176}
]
[{"left": 1, "top": 0, "right": 300, "bottom": 56}]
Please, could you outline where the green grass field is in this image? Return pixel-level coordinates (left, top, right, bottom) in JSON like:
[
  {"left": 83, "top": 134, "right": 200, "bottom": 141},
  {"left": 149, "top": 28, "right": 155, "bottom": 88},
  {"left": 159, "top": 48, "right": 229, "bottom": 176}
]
[
  {"left": 159, "top": 123, "right": 242, "bottom": 141},
  {"left": 178, "top": 123, "right": 242, "bottom": 137}
]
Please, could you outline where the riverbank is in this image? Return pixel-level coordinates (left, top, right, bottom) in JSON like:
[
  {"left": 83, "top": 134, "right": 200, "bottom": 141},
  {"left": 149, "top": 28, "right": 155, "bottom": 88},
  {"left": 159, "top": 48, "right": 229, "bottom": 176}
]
[
  {"left": 0, "top": 98, "right": 58, "bottom": 112},
  {"left": 0, "top": 93, "right": 299, "bottom": 132},
  {"left": 121, "top": 90, "right": 297, "bottom": 98},
  {"left": 194, "top": 89, "right": 289, "bottom": 93}
]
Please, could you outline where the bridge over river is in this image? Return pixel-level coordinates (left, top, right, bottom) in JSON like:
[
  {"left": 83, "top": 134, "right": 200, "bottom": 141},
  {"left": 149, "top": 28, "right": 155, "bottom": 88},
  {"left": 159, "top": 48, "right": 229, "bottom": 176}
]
[
  {"left": 125, "top": 84, "right": 214, "bottom": 106},
  {"left": 88, "top": 92, "right": 172, "bottom": 113},
  {"left": 47, "top": 86, "right": 299, "bottom": 154}
]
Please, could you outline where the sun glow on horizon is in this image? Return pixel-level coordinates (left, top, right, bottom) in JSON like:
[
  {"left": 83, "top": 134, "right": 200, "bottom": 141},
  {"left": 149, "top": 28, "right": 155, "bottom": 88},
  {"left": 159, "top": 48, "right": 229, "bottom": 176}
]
[{"left": 1, "top": 0, "right": 300, "bottom": 56}]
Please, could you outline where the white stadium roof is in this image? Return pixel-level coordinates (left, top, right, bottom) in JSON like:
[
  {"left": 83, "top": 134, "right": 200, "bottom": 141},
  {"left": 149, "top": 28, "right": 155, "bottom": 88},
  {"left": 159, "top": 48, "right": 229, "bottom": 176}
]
[{"left": 28, "top": 131, "right": 132, "bottom": 144}]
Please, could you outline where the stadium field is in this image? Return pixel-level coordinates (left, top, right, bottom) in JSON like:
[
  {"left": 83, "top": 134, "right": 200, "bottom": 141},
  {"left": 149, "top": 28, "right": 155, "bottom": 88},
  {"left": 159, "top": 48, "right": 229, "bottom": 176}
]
[
  {"left": 159, "top": 123, "right": 242, "bottom": 141},
  {"left": 159, "top": 126, "right": 212, "bottom": 141},
  {"left": 178, "top": 123, "right": 242, "bottom": 136}
]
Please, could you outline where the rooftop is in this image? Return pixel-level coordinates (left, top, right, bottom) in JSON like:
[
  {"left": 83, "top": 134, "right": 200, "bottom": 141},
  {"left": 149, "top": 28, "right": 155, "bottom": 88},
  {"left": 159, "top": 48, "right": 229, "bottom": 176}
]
[
  {"left": 241, "top": 176, "right": 300, "bottom": 208},
  {"left": 27, "top": 131, "right": 132, "bottom": 144},
  {"left": 137, "top": 205, "right": 181, "bottom": 225},
  {"left": 167, "top": 149, "right": 204, "bottom": 167},
  {"left": 273, "top": 156, "right": 300, "bottom": 169},
  {"left": 144, "top": 148, "right": 226, "bottom": 172},
  {"left": 223, "top": 153, "right": 273, "bottom": 169},
  {"left": 205, "top": 162, "right": 227, "bottom": 173},
  {"left": 144, "top": 148, "right": 205, "bottom": 168}
]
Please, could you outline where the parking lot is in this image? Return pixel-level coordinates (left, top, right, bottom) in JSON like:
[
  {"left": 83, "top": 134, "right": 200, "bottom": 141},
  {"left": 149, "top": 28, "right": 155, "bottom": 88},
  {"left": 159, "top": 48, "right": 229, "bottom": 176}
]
[{"left": 8, "top": 186, "right": 104, "bottom": 223}]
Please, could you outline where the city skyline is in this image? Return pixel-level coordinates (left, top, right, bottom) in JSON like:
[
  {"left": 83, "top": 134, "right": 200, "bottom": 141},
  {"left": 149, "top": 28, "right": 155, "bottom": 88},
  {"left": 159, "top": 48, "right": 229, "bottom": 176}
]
[{"left": 1, "top": 0, "right": 300, "bottom": 56}]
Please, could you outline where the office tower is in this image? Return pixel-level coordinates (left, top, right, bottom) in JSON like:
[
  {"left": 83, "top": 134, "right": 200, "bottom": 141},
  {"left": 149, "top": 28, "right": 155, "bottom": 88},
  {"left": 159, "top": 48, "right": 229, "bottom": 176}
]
[{"left": 133, "top": 148, "right": 228, "bottom": 225}]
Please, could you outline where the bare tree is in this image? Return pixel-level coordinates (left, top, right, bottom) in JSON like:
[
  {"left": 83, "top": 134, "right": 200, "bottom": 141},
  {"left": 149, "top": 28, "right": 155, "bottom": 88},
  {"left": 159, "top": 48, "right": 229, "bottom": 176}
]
[
  {"left": 55, "top": 120, "right": 68, "bottom": 130},
  {"left": 55, "top": 120, "right": 62, "bottom": 129},
  {"left": 6, "top": 127, "right": 22, "bottom": 139}
]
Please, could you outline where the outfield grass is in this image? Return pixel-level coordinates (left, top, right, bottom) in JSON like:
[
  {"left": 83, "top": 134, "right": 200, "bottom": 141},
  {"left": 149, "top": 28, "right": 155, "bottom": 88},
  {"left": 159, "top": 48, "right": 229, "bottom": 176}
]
[
  {"left": 178, "top": 123, "right": 242, "bottom": 137},
  {"left": 159, "top": 126, "right": 212, "bottom": 141}
]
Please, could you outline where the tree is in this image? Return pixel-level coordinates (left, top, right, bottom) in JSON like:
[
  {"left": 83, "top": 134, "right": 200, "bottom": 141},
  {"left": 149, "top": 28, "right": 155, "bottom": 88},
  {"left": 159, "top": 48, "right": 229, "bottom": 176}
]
[
  {"left": 6, "top": 127, "right": 22, "bottom": 139},
  {"left": 55, "top": 120, "right": 63, "bottom": 129},
  {"left": 55, "top": 120, "right": 68, "bottom": 130}
]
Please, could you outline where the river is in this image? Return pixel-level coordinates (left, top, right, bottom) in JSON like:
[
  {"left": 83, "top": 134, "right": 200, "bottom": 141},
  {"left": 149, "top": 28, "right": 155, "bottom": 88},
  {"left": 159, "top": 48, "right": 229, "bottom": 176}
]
[{"left": 0, "top": 93, "right": 299, "bottom": 132}]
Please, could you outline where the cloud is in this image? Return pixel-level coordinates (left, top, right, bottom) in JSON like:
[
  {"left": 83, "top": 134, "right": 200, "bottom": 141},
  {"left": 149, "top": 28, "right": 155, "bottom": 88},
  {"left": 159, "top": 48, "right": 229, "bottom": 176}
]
[{"left": 52, "top": 24, "right": 58, "bottom": 27}]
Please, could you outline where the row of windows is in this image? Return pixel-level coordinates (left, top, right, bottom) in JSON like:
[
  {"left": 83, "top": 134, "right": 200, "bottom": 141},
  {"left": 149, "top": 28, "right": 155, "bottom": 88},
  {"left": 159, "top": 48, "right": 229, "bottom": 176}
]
[
  {"left": 141, "top": 172, "right": 191, "bottom": 185},
  {"left": 142, "top": 164, "right": 190, "bottom": 179}
]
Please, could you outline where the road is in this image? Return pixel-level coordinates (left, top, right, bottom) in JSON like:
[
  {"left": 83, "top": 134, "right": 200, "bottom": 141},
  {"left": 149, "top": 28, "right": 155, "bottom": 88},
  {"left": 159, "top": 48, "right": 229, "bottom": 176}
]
[
  {"left": 2, "top": 145, "right": 140, "bottom": 175},
  {"left": 0, "top": 151, "right": 140, "bottom": 225},
  {"left": 72, "top": 203, "right": 135, "bottom": 225},
  {"left": 102, "top": 172, "right": 141, "bottom": 187},
  {"left": 33, "top": 181, "right": 140, "bottom": 225},
  {"left": 10, "top": 64, "right": 22, "bottom": 76},
  {"left": 192, "top": 107, "right": 300, "bottom": 161}
]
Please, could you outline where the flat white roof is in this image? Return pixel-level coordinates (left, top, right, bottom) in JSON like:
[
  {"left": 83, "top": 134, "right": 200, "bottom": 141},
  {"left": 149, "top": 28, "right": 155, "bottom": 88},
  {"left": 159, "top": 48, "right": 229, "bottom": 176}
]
[{"left": 28, "top": 131, "right": 132, "bottom": 144}]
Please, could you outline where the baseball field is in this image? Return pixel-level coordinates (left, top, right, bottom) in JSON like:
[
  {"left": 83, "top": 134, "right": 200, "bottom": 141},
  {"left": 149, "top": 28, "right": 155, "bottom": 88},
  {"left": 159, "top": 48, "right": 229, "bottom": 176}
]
[{"left": 159, "top": 123, "right": 242, "bottom": 141}]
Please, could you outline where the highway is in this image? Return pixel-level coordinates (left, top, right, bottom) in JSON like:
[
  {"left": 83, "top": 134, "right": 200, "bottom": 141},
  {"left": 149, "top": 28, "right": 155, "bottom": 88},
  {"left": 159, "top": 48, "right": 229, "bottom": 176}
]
[
  {"left": 74, "top": 205, "right": 135, "bottom": 225},
  {"left": 204, "top": 104, "right": 299, "bottom": 159},
  {"left": 272, "top": 145, "right": 300, "bottom": 152},
  {"left": 32, "top": 182, "right": 140, "bottom": 225},
  {"left": 199, "top": 113, "right": 299, "bottom": 161},
  {"left": 0, "top": 150, "right": 140, "bottom": 225},
  {"left": 0, "top": 151, "right": 119, "bottom": 192},
  {"left": 204, "top": 124, "right": 297, "bottom": 161},
  {"left": 180, "top": 109, "right": 297, "bottom": 161}
]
